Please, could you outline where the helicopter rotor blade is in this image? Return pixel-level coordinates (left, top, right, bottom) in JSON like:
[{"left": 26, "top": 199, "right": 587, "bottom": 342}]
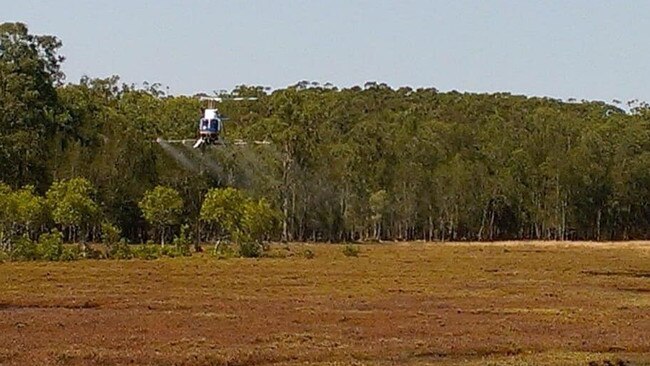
[
  {"left": 155, "top": 138, "right": 195, "bottom": 144},
  {"left": 199, "top": 96, "right": 258, "bottom": 102},
  {"left": 229, "top": 97, "right": 258, "bottom": 101},
  {"left": 230, "top": 139, "right": 271, "bottom": 146}
]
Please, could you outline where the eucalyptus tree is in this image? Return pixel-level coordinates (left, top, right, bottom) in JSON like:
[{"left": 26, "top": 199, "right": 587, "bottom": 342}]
[
  {"left": 0, "top": 22, "right": 64, "bottom": 190},
  {"left": 46, "top": 178, "right": 99, "bottom": 243},
  {"left": 138, "top": 186, "right": 183, "bottom": 246}
]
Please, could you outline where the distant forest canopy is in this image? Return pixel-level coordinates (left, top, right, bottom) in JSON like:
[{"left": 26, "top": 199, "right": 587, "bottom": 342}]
[{"left": 3, "top": 22, "right": 650, "bottom": 243}]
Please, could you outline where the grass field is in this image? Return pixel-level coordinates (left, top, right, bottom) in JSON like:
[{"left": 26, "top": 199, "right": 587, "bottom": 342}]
[{"left": 0, "top": 242, "right": 649, "bottom": 365}]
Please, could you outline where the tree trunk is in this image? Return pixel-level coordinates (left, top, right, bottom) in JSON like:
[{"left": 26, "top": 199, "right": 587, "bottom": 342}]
[
  {"left": 596, "top": 208, "right": 602, "bottom": 241},
  {"left": 478, "top": 200, "right": 489, "bottom": 241},
  {"left": 488, "top": 208, "right": 496, "bottom": 241},
  {"left": 281, "top": 144, "right": 291, "bottom": 243},
  {"left": 161, "top": 225, "right": 165, "bottom": 246}
]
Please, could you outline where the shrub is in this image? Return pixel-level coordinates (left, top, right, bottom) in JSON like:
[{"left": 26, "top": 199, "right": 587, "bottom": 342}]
[
  {"left": 82, "top": 245, "right": 104, "bottom": 260},
  {"left": 239, "top": 241, "right": 262, "bottom": 258},
  {"left": 212, "top": 241, "right": 235, "bottom": 259},
  {"left": 201, "top": 188, "right": 280, "bottom": 247},
  {"left": 60, "top": 246, "right": 82, "bottom": 261},
  {"left": 342, "top": 244, "right": 360, "bottom": 257},
  {"left": 36, "top": 230, "right": 64, "bottom": 261},
  {"left": 101, "top": 222, "right": 121, "bottom": 245},
  {"left": 133, "top": 244, "right": 160, "bottom": 260},
  {"left": 108, "top": 240, "right": 133, "bottom": 260},
  {"left": 160, "top": 245, "right": 175, "bottom": 258},
  {"left": 160, "top": 245, "right": 189, "bottom": 258},
  {"left": 10, "top": 235, "right": 38, "bottom": 261},
  {"left": 171, "top": 224, "right": 192, "bottom": 257}
]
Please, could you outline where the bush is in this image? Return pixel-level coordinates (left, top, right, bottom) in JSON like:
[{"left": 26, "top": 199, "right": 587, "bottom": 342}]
[
  {"left": 36, "top": 230, "right": 64, "bottom": 261},
  {"left": 101, "top": 222, "right": 121, "bottom": 245},
  {"left": 161, "top": 245, "right": 190, "bottom": 258},
  {"left": 161, "top": 245, "right": 176, "bottom": 258},
  {"left": 82, "top": 245, "right": 104, "bottom": 260},
  {"left": 60, "top": 246, "right": 82, "bottom": 261},
  {"left": 342, "top": 244, "right": 360, "bottom": 257},
  {"left": 239, "top": 241, "right": 262, "bottom": 258},
  {"left": 212, "top": 241, "right": 236, "bottom": 259},
  {"left": 132, "top": 244, "right": 160, "bottom": 260},
  {"left": 171, "top": 224, "right": 192, "bottom": 257},
  {"left": 10, "top": 235, "right": 38, "bottom": 261},
  {"left": 108, "top": 240, "right": 133, "bottom": 259}
]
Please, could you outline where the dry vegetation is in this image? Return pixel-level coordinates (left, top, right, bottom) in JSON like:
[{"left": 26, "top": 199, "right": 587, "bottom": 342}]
[{"left": 0, "top": 242, "right": 649, "bottom": 365}]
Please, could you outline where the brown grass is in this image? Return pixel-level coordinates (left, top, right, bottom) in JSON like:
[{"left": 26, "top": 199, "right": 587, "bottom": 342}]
[{"left": 0, "top": 242, "right": 649, "bottom": 365}]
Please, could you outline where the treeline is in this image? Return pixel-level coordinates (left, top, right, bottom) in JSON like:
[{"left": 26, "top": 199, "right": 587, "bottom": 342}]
[
  {"left": 0, "top": 176, "right": 277, "bottom": 259},
  {"left": 3, "top": 22, "right": 650, "bottom": 243}
]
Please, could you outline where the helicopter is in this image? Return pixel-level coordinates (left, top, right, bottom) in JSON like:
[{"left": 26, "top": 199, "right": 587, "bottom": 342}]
[{"left": 156, "top": 96, "right": 270, "bottom": 151}]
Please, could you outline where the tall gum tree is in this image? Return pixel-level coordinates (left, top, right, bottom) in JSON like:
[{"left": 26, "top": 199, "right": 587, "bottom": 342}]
[{"left": 0, "top": 22, "right": 64, "bottom": 190}]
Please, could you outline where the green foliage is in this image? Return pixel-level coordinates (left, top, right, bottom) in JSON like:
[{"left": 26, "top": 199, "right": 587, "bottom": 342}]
[
  {"left": 36, "top": 230, "right": 63, "bottom": 261},
  {"left": 238, "top": 241, "right": 262, "bottom": 258},
  {"left": 8, "top": 23, "right": 650, "bottom": 242},
  {"left": 11, "top": 186, "right": 47, "bottom": 231},
  {"left": 139, "top": 186, "right": 183, "bottom": 245},
  {"left": 212, "top": 242, "right": 236, "bottom": 259},
  {"left": 369, "top": 190, "right": 388, "bottom": 219},
  {"left": 0, "top": 22, "right": 63, "bottom": 189},
  {"left": 46, "top": 178, "right": 99, "bottom": 241},
  {"left": 60, "top": 246, "right": 81, "bottom": 261},
  {"left": 0, "top": 184, "right": 46, "bottom": 244},
  {"left": 108, "top": 240, "right": 133, "bottom": 260},
  {"left": 369, "top": 190, "right": 388, "bottom": 240},
  {"left": 139, "top": 186, "right": 183, "bottom": 227},
  {"left": 82, "top": 246, "right": 104, "bottom": 260},
  {"left": 201, "top": 188, "right": 280, "bottom": 249},
  {"left": 132, "top": 245, "right": 160, "bottom": 260},
  {"left": 10, "top": 235, "right": 37, "bottom": 261},
  {"left": 200, "top": 187, "right": 248, "bottom": 241},
  {"left": 171, "top": 224, "right": 192, "bottom": 257},
  {"left": 342, "top": 244, "right": 360, "bottom": 257},
  {"left": 101, "top": 222, "right": 121, "bottom": 245},
  {"left": 128, "top": 241, "right": 191, "bottom": 260},
  {"left": 243, "top": 198, "right": 281, "bottom": 243},
  {"left": 0, "top": 183, "right": 13, "bottom": 247},
  {"left": 160, "top": 246, "right": 177, "bottom": 258},
  {"left": 161, "top": 245, "right": 189, "bottom": 258},
  {"left": 4, "top": 230, "right": 80, "bottom": 261}
]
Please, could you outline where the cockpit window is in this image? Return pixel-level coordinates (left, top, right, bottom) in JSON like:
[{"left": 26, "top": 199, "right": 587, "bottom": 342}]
[
  {"left": 201, "top": 119, "right": 209, "bottom": 129},
  {"left": 210, "top": 119, "right": 219, "bottom": 130}
]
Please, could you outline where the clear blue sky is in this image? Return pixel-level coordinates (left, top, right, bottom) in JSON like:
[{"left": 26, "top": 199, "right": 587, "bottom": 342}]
[{"left": 4, "top": 1, "right": 649, "bottom": 103}]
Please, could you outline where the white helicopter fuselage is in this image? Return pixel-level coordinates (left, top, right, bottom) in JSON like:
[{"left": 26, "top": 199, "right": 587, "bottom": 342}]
[
  {"left": 156, "top": 97, "right": 269, "bottom": 149},
  {"left": 193, "top": 108, "right": 223, "bottom": 148}
]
